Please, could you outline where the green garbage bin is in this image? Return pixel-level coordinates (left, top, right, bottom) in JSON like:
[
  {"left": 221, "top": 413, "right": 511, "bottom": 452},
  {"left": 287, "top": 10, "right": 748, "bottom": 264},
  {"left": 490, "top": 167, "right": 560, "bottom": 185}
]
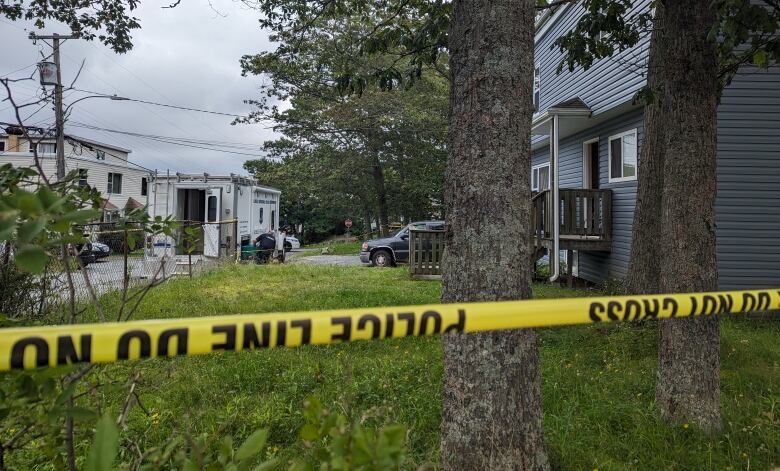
[{"left": 240, "top": 244, "right": 257, "bottom": 261}]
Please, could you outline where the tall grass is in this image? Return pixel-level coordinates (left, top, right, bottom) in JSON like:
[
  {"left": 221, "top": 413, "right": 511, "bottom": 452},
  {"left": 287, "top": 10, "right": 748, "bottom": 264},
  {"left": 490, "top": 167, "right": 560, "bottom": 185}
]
[{"left": 28, "top": 265, "right": 780, "bottom": 469}]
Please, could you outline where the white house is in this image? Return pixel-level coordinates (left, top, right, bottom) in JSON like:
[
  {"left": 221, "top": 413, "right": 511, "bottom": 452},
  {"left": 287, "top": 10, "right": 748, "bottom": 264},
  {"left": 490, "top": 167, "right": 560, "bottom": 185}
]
[{"left": 0, "top": 131, "right": 152, "bottom": 221}]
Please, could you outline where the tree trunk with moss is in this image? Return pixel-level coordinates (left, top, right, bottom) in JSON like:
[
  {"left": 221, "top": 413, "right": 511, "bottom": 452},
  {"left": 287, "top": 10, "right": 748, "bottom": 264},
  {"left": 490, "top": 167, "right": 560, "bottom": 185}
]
[{"left": 441, "top": 0, "right": 549, "bottom": 468}]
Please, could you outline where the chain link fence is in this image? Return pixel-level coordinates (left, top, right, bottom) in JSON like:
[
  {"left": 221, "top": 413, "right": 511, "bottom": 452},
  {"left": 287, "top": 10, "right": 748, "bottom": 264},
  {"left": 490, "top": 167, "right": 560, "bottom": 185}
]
[{"left": 0, "top": 221, "right": 240, "bottom": 308}]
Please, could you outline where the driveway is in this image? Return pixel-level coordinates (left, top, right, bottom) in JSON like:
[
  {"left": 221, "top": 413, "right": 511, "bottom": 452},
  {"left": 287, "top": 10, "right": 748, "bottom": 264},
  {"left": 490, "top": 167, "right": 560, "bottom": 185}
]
[{"left": 286, "top": 249, "right": 365, "bottom": 266}]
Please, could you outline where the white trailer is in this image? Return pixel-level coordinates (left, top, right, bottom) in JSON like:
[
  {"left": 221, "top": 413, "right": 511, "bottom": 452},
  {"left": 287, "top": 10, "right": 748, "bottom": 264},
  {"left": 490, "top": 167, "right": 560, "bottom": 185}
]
[{"left": 148, "top": 173, "right": 281, "bottom": 259}]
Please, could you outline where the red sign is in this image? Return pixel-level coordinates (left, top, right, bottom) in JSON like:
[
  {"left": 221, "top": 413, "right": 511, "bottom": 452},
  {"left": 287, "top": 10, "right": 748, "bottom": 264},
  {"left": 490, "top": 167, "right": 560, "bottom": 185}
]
[{"left": 345, "top": 218, "right": 353, "bottom": 228}]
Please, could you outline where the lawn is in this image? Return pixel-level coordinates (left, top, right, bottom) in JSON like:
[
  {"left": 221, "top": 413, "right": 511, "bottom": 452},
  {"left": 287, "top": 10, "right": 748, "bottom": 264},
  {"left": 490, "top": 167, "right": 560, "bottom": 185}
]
[
  {"left": 11, "top": 264, "right": 780, "bottom": 469},
  {"left": 303, "top": 241, "right": 363, "bottom": 255}
]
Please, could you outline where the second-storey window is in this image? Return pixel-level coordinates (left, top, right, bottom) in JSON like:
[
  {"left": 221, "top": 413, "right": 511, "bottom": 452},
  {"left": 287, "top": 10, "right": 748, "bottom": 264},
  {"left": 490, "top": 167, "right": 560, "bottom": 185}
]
[
  {"left": 30, "top": 142, "right": 56, "bottom": 154},
  {"left": 608, "top": 129, "right": 638, "bottom": 182},
  {"left": 533, "top": 67, "right": 541, "bottom": 111},
  {"left": 96, "top": 150, "right": 106, "bottom": 160},
  {"left": 107, "top": 172, "right": 123, "bottom": 194},
  {"left": 78, "top": 169, "right": 88, "bottom": 187},
  {"left": 141, "top": 177, "right": 148, "bottom": 196},
  {"left": 532, "top": 163, "right": 550, "bottom": 191}
]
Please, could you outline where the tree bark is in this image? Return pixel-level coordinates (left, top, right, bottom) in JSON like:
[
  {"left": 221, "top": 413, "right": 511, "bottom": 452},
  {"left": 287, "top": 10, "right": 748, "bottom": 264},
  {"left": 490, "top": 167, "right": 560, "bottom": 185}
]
[
  {"left": 656, "top": 0, "right": 721, "bottom": 433},
  {"left": 369, "top": 154, "right": 390, "bottom": 236},
  {"left": 624, "top": 28, "right": 665, "bottom": 296},
  {"left": 441, "top": 0, "right": 549, "bottom": 468},
  {"left": 626, "top": 0, "right": 722, "bottom": 432}
]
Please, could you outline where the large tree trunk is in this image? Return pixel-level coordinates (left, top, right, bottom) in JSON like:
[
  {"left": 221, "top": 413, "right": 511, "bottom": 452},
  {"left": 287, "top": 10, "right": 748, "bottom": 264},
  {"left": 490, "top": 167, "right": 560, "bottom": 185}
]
[
  {"left": 655, "top": 0, "right": 721, "bottom": 433},
  {"left": 441, "top": 0, "right": 549, "bottom": 468},
  {"left": 626, "top": 0, "right": 721, "bottom": 432}
]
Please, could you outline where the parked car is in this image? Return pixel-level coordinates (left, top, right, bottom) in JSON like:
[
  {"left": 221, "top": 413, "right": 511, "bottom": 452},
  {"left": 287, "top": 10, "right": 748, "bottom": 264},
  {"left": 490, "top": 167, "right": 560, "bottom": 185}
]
[
  {"left": 360, "top": 220, "right": 445, "bottom": 267},
  {"left": 284, "top": 236, "right": 300, "bottom": 252},
  {"left": 70, "top": 242, "right": 96, "bottom": 268},
  {"left": 91, "top": 242, "right": 111, "bottom": 260}
]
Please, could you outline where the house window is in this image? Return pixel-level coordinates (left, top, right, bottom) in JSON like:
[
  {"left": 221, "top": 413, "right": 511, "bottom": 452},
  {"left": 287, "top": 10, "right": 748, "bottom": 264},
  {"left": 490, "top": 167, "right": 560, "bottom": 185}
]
[
  {"left": 107, "top": 172, "right": 123, "bottom": 194},
  {"left": 532, "top": 163, "right": 551, "bottom": 192},
  {"left": 141, "top": 177, "right": 148, "bottom": 196},
  {"left": 0, "top": 141, "right": 5, "bottom": 152},
  {"left": 30, "top": 142, "right": 56, "bottom": 154},
  {"left": 78, "top": 169, "right": 88, "bottom": 187},
  {"left": 96, "top": 150, "right": 106, "bottom": 160},
  {"left": 608, "top": 129, "right": 638, "bottom": 182},
  {"left": 259, "top": 207, "right": 264, "bottom": 224},
  {"left": 533, "top": 67, "right": 541, "bottom": 111}
]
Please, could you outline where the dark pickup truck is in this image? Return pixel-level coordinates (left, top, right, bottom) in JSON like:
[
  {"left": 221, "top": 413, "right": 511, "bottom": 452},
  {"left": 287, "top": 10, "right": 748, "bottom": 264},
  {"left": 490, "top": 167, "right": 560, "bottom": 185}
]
[{"left": 360, "top": 220, "right": 445, "bottom": 267}]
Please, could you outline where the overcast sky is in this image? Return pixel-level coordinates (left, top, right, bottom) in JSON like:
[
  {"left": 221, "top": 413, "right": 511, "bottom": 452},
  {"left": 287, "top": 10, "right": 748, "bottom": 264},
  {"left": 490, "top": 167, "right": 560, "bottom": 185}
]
[{"left": 0, "top": 0, "right": 280, "bottom": 175}]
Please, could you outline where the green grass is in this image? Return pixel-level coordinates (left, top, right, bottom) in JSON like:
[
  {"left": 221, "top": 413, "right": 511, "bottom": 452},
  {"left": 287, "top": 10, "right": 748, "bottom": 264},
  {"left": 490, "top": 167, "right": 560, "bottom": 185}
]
[
  {"left": 21, "top": 265, "right": 780, "bottom": 468},
  {"left": 303, "top": 241, "right": 363, "bottom": 255}
]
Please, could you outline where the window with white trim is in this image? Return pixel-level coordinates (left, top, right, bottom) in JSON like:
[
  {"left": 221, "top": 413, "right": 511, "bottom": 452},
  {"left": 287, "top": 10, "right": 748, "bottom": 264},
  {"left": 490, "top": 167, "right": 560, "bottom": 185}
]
[
  {"left": 608, "top": 129, "right": 637, "bottom": 182},
  {"left": 0, "top": 141, "right": 5, "bottom": 152},
  {"left": 532, "top": 163, "right": 551, "bottom": 192},
  {"left": 107, "top": 172, "right": 123, "bottom": 194}
]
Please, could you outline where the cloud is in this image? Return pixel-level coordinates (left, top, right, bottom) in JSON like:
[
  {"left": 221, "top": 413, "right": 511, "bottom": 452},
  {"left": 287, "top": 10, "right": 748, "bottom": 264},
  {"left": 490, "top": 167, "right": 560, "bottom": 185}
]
[{"left": 1, "top": 0, "right": 280, "bottom": 176}]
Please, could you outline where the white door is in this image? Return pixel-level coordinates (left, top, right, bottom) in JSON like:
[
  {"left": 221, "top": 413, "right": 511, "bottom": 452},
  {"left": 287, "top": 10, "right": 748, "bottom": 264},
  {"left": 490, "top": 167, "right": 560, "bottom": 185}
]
[{"left": 203, "top": 189, "right": 221, "bottom": 257}]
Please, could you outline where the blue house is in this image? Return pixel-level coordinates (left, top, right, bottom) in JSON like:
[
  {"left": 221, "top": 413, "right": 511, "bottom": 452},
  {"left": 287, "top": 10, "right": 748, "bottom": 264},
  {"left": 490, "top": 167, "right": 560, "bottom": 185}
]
[{"left": 531, "top": 2, "right": 780, "bottom": 289}]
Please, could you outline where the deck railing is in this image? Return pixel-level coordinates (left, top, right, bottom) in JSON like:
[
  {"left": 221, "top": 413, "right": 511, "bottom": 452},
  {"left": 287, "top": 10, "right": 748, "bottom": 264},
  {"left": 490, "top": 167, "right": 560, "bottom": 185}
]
[
  {"left": 532, "top": 188, "right": 612, "bottom": 241},
  {"left": 409, "top": 228, "right": 445, "bottom": 278}
]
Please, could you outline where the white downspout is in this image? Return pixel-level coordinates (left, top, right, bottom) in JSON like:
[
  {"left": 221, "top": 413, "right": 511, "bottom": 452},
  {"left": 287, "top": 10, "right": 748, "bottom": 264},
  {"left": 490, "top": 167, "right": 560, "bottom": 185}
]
[{"left": 549, "top": 113, "right": 560, "bottom": 282}]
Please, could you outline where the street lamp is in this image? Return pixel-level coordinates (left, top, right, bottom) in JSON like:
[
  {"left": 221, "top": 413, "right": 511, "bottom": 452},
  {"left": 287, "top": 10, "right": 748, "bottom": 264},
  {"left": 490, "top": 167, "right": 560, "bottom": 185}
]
[{"left": 64, "top": 94, "right": 129, "bottom": 115}]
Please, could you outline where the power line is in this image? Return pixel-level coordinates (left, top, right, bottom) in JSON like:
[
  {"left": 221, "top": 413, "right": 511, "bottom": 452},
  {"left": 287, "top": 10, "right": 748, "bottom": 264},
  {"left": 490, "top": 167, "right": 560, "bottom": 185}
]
[
  {"left": 1, "top": 62, "right": 38, "bottom": 79},
  {"left": 71, "top": 87, "right": 262, "bottom": 119},
  {"left": 68, "top": 120, "right": 266, "bottom": 151},
  {"left": 67, "top": 122, "right": 268, "bottom": 158}
]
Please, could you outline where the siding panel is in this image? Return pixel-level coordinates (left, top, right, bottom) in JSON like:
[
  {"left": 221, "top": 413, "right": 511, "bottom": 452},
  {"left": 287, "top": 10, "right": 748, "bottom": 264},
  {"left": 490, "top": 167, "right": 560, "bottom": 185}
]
[{"left": 716, "top": 65, "right": 780, "bottom": 289}]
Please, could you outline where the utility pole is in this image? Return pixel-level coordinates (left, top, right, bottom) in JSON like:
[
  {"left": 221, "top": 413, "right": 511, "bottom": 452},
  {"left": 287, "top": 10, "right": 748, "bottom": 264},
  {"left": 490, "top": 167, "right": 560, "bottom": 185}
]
[{"left": 29, "top": 32, "right": 80, "bottom": 180}]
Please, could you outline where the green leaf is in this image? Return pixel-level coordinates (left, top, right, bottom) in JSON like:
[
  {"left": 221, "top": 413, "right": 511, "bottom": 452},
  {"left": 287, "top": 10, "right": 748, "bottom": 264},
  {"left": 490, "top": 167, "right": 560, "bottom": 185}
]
[
  {"left": 85, "top": 415, "right": 119, "bottom": 471},
  {"left": 0, "top": 213, "right": 16, "bottom": 240},
  {"left": 15, "top": 245, "right": 48, "bottom": 274},
  {"left": 61, "top": 406, "right": 98, "bottom": 421},
  {"left": 37, "top": 187, "right": 66, "bottom": 211},
  {"left": 17, "top": 191, "right": 43, "bottom": 214},
  {"left": 753, "top": 49, "right": 768, "bottom": 68},
  {"left": 252, "top": 458, "right": 279, "bottom": 471},
  {"left": 235, "top": 428, "right": 269, "bottom": 461},
  {"left": 17, "top": 218, "right": 47, "bottom": 244},
  {"left": 299, "top": 423, "right": 319, "bottom": 441}
]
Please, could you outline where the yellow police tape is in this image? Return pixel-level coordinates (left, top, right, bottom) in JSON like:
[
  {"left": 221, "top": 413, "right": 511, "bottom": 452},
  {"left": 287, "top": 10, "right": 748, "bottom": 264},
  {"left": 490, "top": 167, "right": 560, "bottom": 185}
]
[{"left": 2, "top": 288, "right": 779, "bottom": 371}]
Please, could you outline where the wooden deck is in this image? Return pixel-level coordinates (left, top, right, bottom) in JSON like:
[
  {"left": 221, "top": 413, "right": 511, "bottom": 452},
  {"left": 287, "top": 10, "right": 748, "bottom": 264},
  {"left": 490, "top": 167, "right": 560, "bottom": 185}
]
[
  {"left": 531, "top": 188, "right": 613, "bottom": 252},
  {"left": 406, "top": 188, "right": 613, "bottom": 279}
]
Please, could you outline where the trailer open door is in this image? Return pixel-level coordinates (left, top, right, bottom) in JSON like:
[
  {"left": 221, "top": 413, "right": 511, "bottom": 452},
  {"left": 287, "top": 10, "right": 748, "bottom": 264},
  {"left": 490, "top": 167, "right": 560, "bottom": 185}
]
[{"left": 203, "top": 189, "right": 221, "bottom": 257}]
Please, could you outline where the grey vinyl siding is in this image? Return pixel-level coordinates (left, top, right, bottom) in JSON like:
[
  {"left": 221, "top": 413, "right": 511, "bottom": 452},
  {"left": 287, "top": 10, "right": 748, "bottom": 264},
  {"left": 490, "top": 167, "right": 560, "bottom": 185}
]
[
  {"left": 531, "top": 108, "right": 643, "bottom": 284},
  {"left": 534, "top": 1, "right": 650, "bottom": 117},
  {"left": 715, "top": 65, "right": 780, "bottom": 290}
]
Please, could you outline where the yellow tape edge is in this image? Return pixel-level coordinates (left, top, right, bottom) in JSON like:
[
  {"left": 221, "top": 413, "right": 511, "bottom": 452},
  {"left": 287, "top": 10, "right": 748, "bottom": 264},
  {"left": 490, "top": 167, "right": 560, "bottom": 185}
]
[{"left": 1, "top": 288, "right": 778, "bottom": 371}]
